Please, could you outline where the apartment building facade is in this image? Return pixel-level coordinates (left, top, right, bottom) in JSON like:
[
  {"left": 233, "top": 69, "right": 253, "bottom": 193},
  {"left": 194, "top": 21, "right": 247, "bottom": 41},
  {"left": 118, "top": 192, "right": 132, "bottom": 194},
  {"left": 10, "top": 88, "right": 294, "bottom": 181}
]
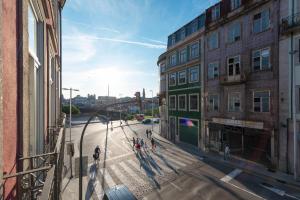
[
  {"left": 158, "top": 14, "right": 206, "bottom": 149},
  {"left": 204, "top": 0, "right": 280, "bottom": 167},
  {"left": 0, "top": 0, "right": 66, "bottom": 199},
  {"left": 279, "top": 0, "right": 300, "bottom": 176},
  {"left": 157, "top": 0, "right": 300, "bottom": 173}
]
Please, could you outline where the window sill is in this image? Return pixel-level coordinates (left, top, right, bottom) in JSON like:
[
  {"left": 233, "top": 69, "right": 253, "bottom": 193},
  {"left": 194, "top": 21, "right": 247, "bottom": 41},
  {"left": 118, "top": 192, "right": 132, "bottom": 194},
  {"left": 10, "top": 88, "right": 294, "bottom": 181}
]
[{"left": 252, "top": 27, "right": 271, "bottom": 36}]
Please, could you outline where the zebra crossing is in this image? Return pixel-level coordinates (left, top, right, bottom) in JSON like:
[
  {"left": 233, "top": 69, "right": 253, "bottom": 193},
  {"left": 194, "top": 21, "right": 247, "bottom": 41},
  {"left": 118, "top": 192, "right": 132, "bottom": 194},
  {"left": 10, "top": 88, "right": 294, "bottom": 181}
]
[{"left": 86, "top": 146, "right": 199, "bottom": 199}]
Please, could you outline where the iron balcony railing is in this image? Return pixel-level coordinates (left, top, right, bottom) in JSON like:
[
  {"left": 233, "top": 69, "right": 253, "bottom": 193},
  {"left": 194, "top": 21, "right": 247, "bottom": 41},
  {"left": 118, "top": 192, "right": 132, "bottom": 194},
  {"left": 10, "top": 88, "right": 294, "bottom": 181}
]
[{"left": 281, "top": 12, "right": 300, "bottom": 33}]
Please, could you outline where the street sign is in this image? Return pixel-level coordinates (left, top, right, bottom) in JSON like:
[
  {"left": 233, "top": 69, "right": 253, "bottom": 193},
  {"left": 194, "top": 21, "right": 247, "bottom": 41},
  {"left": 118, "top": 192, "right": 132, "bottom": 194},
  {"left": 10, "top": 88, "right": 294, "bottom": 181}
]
[{"left": 75, "top": 156, "right": 88, "bottom": 178}]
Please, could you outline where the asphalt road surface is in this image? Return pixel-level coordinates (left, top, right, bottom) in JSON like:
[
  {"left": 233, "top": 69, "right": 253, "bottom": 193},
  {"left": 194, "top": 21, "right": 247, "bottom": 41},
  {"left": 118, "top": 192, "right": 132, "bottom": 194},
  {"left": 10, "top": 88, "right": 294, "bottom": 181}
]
[{"left": 65, "top": 121, "right": 300, "bottom": 200}]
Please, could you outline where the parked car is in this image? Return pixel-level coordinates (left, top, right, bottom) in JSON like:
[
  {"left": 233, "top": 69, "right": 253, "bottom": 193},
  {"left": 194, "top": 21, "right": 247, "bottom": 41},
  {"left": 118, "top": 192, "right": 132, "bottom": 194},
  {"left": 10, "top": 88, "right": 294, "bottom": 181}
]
[
  {"left": 142, "top": 118, "right": 152, "bottom": 124},
  {"left": 102, "top": 185, "right": 137, "bottom": 200},
  {"left": 135, "top": 114, "right": 144, "bottom": 121},
  {"left": 153, "top": 118, "right": 160, "bottom": 124}
]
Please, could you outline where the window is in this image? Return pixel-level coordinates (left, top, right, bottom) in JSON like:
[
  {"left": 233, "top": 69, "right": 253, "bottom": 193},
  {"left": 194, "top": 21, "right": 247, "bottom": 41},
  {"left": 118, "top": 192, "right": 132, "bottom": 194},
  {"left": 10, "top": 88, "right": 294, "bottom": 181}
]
[
  {"left": 252, "top": 48, "right": 270, "bottom": 71},
  {"left": 253, "top": 9, "right": 270, "bottom": 33},
  {"left": 190, "top": 42, "right": 199, "bottom": 59},
  {"left": 160, "top": 63, "right": 166, "bottom": 73},
  {"left": 199, "top": 14, "right": 205, "bottom": 29},
  {"left": 253, "top": 91, "right": 270, "bottom": 112},
  {"left": 180, "top": 49, "right": 187, "bottom": 63},
  {"left": 212, "top": 4, "right": 220, "bottom": 21},
  {"left": 297, "top": 86, "right": 300, "bottom": 113},
  {"left": 169, "top": 95, "right": 176, "bottom": 110},
  {"left": 228, "top": 56, "right": 240, "bottom": 76},
  {"left": 28, "top": 5, "right": 37, "bottom": 55},
  {"left": 189, "top": 66, "right": 199, "bottom": 83},
  {"left": 208, "top": 62, "right": 219, "bottom": 80},
  {"left": 178, "top": 95, "right": 187, "bottom": 111},
  {"left": 178, "top": 70, "right": 186, "bottom": 85},
  {"left": 169, "top": 53, "right": 176, "bottom": 66},
  {"left": 231, "top": 0, "right": 241, "bottom": 10},
  {"left": 208, "top": 95, "right": 219, "bottom": 112},
  {"left": 227, "top": 22, "right": 241, "bottom": 43},
  {"left": 191, "top": 20, "right": 198, "bottom": 33},
  {"left": 189, "top": 94, "right": 199, "bottom": 111},
  {"left": 171, "top": 35, "right": 176, "bottom": 45},
  {"left": 169, "top": 73, "right": 176, "bottom": 86},
  {"left": 228, "top": 92, "right": 241, "bottom": 112},
  {"left": 181, "top": 28, "right": 185, "bottom": 40},
  {"left": 208, "top": 32, "right": 219, "bottom": 50}
]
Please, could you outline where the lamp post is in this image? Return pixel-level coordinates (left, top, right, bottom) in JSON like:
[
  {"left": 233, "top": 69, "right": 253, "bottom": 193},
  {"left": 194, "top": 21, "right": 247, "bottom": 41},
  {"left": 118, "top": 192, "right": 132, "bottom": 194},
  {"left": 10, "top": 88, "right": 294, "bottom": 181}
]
[
  {"left": 79, "top": 113, "right": 108, "bottom": 200},
  {"left": 119, "top": 93, "right": 122, "bottom": 125},
  {"left": 62, "top": 87, "right": 79, "bottom": 179},
  {"left": 150, "top": 90, "right": 154, "bottom": 131}
]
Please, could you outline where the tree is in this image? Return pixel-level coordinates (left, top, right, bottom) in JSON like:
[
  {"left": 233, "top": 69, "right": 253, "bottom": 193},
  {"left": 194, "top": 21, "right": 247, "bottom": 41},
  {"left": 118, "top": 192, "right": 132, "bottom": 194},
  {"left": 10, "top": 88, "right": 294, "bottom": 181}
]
[{"left": 62, "top": 105, "right": 80, "bottom": 115}]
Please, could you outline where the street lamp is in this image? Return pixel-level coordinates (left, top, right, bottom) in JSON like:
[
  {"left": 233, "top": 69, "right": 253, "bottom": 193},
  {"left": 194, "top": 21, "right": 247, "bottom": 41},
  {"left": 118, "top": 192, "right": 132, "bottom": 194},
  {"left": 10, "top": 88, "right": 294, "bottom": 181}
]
[
  {"left": 62, "top": 87, "right": 79, "bottom": 179},
  {"left": 119, "top": 93, "right": 122, "bottom": 125},
  {"left": 149, "top": 90, "right": 154, "bottom": 131},
  {"left": 79, "top": 113, "right": 108, "bottom": 200}
]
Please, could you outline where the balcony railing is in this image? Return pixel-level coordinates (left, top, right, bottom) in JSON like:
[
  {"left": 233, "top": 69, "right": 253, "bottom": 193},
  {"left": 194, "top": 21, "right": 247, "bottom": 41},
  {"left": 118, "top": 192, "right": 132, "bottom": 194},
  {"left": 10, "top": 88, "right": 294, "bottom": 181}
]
[
  {"left": 220, "top": 73, "right": 247, "bottom": 85},
  {"left": 281, "top": 12, "right": 300, "bottom": 34}
]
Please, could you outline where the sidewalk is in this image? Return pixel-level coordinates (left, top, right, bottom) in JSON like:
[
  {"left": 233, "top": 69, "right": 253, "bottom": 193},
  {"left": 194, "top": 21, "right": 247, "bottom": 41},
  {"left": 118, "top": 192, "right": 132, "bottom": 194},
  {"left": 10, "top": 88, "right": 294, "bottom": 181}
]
[{"left": 151, "top": 131, "right": 300, "bottom": 189}]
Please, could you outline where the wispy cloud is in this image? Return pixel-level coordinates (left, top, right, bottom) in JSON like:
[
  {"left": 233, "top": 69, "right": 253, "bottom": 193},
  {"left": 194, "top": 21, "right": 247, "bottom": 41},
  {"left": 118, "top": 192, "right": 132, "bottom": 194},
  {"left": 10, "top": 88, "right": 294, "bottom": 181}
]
[
  {"left": 141, "top": 36, "right": 166, "bottom": 45},
  {"left": 63, "top": 35, "right": 167, "bottom": 49},
  {"left": 62, "top": 18, "right": 120, "bottom": 34}
]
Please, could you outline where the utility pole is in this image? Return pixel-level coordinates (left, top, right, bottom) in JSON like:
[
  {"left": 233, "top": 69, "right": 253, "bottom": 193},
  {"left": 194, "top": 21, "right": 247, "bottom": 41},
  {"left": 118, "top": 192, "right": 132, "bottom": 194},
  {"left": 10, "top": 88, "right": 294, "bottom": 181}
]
[
  {"left": 150, "top": 90, "right": 154, "bottom": 131},
  {"left": 119, "top": 93, "right": 123, "bottom": 125},
  {"left": 62, "top": 87, "right": 79, "bottom": 179}
]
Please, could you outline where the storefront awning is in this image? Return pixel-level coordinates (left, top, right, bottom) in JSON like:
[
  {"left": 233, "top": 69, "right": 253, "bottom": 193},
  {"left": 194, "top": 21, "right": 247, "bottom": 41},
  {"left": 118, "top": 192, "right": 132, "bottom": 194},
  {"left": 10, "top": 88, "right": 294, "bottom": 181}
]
[{"left": 212, "top": 118, "right": 264, "bottom": 130}]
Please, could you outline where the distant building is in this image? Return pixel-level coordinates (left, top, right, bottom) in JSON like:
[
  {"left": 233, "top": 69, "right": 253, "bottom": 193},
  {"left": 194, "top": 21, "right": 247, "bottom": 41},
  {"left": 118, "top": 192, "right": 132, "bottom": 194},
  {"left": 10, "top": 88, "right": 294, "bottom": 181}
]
[{"left": 97, "top": 96, "right": 117, "bottom": 106}]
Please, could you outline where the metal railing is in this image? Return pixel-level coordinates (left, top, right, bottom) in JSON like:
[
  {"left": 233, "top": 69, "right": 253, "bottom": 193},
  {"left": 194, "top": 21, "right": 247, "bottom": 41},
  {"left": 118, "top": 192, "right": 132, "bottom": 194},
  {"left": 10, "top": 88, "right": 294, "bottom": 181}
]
[
  {"left": 1, "top": 114, "right": 66, "bottom": 200},
  {"left": 281, "top": 12, "right": 300, "bottom": 33}
]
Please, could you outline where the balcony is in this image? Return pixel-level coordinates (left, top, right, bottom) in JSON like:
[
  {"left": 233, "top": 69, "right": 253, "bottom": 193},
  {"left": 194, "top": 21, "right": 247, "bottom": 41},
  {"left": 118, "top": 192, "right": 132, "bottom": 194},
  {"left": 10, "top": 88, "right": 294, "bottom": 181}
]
[
  {"left": 281, "top": 12, "right": 300, "bottom": 34},
  {"left": 220, "top": 73, "right": 247, "bottom": 85}
]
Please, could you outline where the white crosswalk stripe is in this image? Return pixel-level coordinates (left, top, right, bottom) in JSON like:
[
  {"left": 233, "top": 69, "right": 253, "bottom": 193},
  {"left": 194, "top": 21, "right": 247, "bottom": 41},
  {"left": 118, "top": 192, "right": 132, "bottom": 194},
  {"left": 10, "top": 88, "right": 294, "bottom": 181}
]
[
  {"left": 151, "top": 156, "right": 174, "bottom": 173},
  {"left": 110, "top": 164, "right": 133, "bottom": 186},
  {"left": 99, "top": 168, "right": 116, "bottom": 188},
  {"left": 119, "top": 161, "right": 147, "bottom": 185},
  {"left": 163, "top": 150, "right": 194, "bottom": 164},
  {"left": 151, "top": 152, "right": 182, "bottom": 170},
  {"left": 158, "top": 153, "right": 186, "bottom": 168}
]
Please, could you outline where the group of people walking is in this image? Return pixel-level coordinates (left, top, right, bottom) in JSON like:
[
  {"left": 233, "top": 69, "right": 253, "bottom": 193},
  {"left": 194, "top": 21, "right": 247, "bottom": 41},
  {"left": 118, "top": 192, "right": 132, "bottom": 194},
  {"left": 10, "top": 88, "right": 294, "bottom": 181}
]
[{"left": 132, "top": 135, "right": 156, "bottom": 153}]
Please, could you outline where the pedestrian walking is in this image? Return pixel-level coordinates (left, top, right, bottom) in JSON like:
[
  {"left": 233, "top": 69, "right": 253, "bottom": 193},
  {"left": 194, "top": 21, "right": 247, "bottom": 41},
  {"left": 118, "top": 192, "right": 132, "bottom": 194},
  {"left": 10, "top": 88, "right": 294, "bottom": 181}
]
[
  {"left": 136, "top": 138, "right": 139, "bottom": 145},
  {"left": 141, "top": 139, "right": 144, "bottom": 148},
  {"left": 151, "top": 138, "right": 155, "bottom": 150},
  {"left": 132, "top": 137, "right": 136, "bottom": 150},
  {"left": 224, "top": 144, "right": 230, "bottom": 160},
  {"left": 146, "top": 129, "right": 149, "bottom": 138},
  {"left": 144, "top": 142, "right": 148, "bottom": 151},
  {"left": 149, "top": 130, "right": 152, "bottom": 138}
]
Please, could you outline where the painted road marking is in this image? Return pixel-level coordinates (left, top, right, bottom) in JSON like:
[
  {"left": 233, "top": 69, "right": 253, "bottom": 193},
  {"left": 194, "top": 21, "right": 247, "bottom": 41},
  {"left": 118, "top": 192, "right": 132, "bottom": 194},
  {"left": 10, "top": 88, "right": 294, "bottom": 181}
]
[
  {"left": 260, "top": 183, "right": 300, "bottom": 200},
  {"left": 110, "top": 164, "right": 133, "bottom": 186},
  {"left": 163, "top": 150, "right": 193, "bottom": 164},
  {"left": 99, "top": 168, "right": 116, "bottom": 188},
  {"left": 221, "top": 169, "right": 242, "bottom": 183},
  {"left": 227, "top": 181, "right": 266, "bottom": 199},
  {"left": 119, "top": 161, "right": 147, "bottom": 185}
]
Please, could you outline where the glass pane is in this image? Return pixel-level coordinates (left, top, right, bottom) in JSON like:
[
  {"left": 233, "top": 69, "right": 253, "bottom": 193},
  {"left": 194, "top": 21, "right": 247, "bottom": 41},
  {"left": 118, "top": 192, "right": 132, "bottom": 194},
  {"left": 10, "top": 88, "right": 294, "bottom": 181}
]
[
  {"left": 28, "top": 6, "right": 37, "bottom": 54},
  {"left": 262, "top": 97, "right": 269, "bottom": 112},
  {"left": 253, "top": 20, "right": 261, "bottom": 33},
  {"left": 235, "top": 63, "right": 240, "bottom": 75},
  {"left": 262, "top": 10, "right": 270, "bottom": 31},
  {"left": 229, "top": 65, "right": 234, "bottom": 75}
]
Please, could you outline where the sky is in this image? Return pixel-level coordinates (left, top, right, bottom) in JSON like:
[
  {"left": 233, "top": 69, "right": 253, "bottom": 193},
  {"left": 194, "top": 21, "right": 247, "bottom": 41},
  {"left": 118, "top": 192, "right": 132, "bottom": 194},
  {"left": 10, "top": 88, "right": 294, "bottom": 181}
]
[{"left": 62, "top": 0, "right": 219, "bottom": 98}]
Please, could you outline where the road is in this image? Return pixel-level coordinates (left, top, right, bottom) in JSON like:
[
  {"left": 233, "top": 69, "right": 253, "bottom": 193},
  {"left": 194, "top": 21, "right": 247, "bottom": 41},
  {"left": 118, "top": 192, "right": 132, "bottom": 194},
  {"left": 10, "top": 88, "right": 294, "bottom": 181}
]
[{"left": 63, "top": 121, "right": 300, "bottom": 200}]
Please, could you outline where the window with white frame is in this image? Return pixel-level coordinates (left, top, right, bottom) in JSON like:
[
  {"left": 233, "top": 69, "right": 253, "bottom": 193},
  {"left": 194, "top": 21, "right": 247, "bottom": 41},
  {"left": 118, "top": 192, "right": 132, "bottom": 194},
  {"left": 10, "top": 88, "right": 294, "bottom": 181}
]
[
  {"left": 208, "top": 32, "right": 219, "bottom": 50},
  {"left": 227, "top": 22, "right": 241, "bottom": 43},
  {"left": 189, "top": 66, "right": 199, "bottom": 83},
  {"left": 169, "top": 53, "right": 176, "bottom": 66},
  {"left": 178, "top": 70, "right": 186, "bottom": 85},
  {"left": 178, "top": 95, "right": 186, "bottom": 111},
  {"left": 228, "top": 92, "right": 241, "bottom": 112},
  {"left": 180, "top": 49, "right": 187, "bottom": 63},
  {"left": 28, "top": 5, "right": 37, "bottom": 55},
  {"left": 228, "top": 56, "right": 240, "bottom": 76},
  {"left": 208, "top": 95, "right": 219, "bottom": 112},
  {"left": 253, "top": 9, "right": 270, "bottom": 33},
  {"left": 253, "top": 91, "right": 270, "bottom": 112},
  {"left": 190, "top": 42, "right": 199, "bottom": 59},
  {"left": 189, "top": 94, "right": 199, "bottom": 111},
  {"left": 212, "top": 4, "right": 220, "bottom": 21},
  {"left": 169, "top": 73, "right": 176, "bottom": 86},
  {"left": 231, "top": 0, "right": 241, "bottom": 10},
  {"left": 169, "top": 95, "right": 176, "bottom": 110},
  {"left": 252, "top": 48, "right": 271, "bottom": 71},
  {"left": 208, "top": 62, "right": 219, "bottom": 80}
]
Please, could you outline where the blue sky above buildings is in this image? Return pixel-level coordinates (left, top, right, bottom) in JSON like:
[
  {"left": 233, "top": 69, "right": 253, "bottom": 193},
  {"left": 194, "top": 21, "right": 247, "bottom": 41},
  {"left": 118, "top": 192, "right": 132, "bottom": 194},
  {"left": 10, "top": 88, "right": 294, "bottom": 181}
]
[{"left": 62, "top": 0, "right": 219, "bottom": 98}]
